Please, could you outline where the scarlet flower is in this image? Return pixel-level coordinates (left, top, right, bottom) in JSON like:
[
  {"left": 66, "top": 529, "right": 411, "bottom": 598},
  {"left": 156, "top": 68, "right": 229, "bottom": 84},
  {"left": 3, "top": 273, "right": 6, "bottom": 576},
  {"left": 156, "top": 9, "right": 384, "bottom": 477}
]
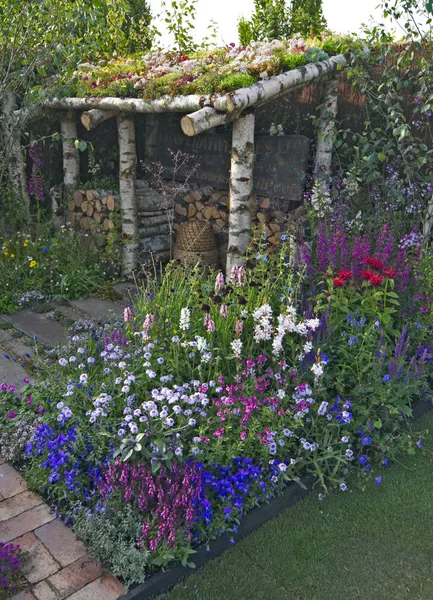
[
  {"left": 383, "top": 268, "right": 397, "bottom": 278},
  {"left": 361, "top": 269, "right": 373, "bottom": 280},
  {"left": 369, "top": 274, "right": 383, "bottom": 286},
  {"left": 338, "top": 269, "right": 352, "bottom": 280},
  {"left": 365, "top": 257, "right": 383, "bottom": 271},
  {"left": 333, "top": 277, "right": 345, "bottom": 288}
]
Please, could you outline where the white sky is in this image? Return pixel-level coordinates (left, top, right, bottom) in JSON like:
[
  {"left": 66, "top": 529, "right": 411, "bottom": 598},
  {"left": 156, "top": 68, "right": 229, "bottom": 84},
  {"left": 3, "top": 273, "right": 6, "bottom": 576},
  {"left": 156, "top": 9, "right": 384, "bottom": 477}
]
[{"left": 149, "top": 0, "right": 386, "bottom": 46}]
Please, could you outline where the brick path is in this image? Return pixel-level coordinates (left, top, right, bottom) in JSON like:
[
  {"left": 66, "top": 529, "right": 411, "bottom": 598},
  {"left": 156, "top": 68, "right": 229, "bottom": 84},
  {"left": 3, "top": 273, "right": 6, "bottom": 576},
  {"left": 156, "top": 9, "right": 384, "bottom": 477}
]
[{"left": 0, "top": 457, "right": 124, "bottom": 600}]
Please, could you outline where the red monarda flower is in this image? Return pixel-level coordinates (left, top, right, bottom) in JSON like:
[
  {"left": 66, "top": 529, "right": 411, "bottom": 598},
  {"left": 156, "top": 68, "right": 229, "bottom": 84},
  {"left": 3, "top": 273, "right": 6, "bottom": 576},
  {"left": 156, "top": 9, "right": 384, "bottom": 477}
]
[
  {"left": 333, "top": 277, "right": 345, "bottom": 288},
  {"left": 369, "top": 274, "right": 383, "bottom": 286},
  {"left": 365, "top": 257, "right": 383, "bottom": 271},
  {"left": 361, "top": 269, "right": 373, "bottom": 280},
  {"left": 338, "top": 269, "right": 352, "bottom": 280},
  {"left": 383, "top": 268, "right": 397, "bottom": 278}
]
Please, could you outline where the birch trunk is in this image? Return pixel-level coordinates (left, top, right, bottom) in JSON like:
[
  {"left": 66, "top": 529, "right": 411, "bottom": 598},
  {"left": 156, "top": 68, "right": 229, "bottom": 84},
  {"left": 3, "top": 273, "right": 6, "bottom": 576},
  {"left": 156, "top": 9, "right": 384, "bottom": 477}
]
[
  {"left": 312, "top": 76, "right": 339, "bottom": 212},
  {"left": 314, "top": 76, "right": 339, "bottom": 178},
  {"left": 2, "top": 91, "right": 31, "bottom": 221},
  {"left": 81, "top": 109, "right": 119, "bottom": 131},
  {"left": 43, "top": 94, "right": 210, "bottom": 114},
  {"left": 60, "top": 111, "right": 80, "bottom": 203},
  {"left": 226, "top": 110, "right": 255, "bottom": 274},
  {"left": 422, "top": 195, "right": 433, "bottom": 253},
  {"left": 214, "top": 54, "right": 348, "bottom": 113},
  {"left": 181, "top": 107, "right": 239, "bottom": 137},
  {"left": 118, "top": 113, "right": 138, "bottom": 276}
]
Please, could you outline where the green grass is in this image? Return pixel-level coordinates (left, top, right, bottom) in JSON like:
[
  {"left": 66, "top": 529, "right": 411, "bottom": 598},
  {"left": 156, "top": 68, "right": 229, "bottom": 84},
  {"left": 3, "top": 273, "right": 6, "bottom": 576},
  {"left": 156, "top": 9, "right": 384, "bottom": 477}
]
[{"left": 159, "top": 412, "right": 433, "bottom": 600}]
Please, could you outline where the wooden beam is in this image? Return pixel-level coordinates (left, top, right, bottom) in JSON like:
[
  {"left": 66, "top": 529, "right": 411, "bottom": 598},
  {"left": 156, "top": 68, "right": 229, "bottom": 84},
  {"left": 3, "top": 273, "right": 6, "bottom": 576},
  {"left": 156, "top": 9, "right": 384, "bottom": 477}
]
[
  {"left": 42, "top": 94, "right": 212, "bottom": 114},
  {"left": 81, "top": 109, "right": 119, "bottom": 131},
  {"left": 214, "top": 54, "right": 348, "bottom": 114},
  {"left": 226, "top": 109, "right": 255, "bottom": 274},
  {"left": 117, "top": 113, "right": 138, "bottom": 277},
  {"left": 181, "top": 107, "right": 239, "bottom": 137}
]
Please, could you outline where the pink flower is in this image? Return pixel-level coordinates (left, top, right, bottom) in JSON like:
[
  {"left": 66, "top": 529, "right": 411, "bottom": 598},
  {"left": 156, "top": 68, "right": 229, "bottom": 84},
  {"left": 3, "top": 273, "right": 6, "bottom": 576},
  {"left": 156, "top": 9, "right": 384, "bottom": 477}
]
[
  {"left": 220, "top": 304, "right": 228, "bottom": 318},
  {"left": 204, "top": 313, "right": 215, "bottom": 332},
  {"left": 215, "top": 272, "right": 225, "bottom": 293},
  {"left": 213, "top": 428, "right": 225, "bottom": 438},
  {"left": 124, "top": 307, "right": 133, "bottom": 322},
  {"left": 235, "top": 320, "right": 243, "bottom": 336}
]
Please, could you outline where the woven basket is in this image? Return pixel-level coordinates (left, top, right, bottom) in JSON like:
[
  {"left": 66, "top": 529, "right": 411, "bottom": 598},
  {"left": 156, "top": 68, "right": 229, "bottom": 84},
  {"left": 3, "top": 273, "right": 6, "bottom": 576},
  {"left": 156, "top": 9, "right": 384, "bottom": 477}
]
[
  {"left": 176, "top": 220, "right": 216, "bottom": 253},
  {"left": 174, "top": 221, "right": 218, "bottom": 267}
]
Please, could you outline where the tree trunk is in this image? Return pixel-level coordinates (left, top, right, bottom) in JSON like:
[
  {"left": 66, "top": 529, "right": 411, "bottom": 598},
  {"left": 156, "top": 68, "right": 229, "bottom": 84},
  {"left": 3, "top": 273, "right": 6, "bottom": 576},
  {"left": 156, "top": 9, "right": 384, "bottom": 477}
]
[
  {"left": 312, "top": 76, "right": 339, "bottom": 211},
  {"left": 214, "top": 54, "right": 348, "bottom": 113},
  {"left": 314, "top": 76, "right": 339, "bottom": 179},
  {"left": 2, "top": 91, "right": 31, "bottom": 222},
  {"left": 226, "top": 109, "right": 255, "bottom": 274},
  {"left": 181, "top": 106, "right": 239, "bottom": 137},
  {"left": 60, "top": 111, "right": 80, "bottom": 204},
  {"left": 117, "top": 113, "right": 138, "bottom": 277},
  {"left": 81, "top": 109, "right": 119, "bottom": 131}
]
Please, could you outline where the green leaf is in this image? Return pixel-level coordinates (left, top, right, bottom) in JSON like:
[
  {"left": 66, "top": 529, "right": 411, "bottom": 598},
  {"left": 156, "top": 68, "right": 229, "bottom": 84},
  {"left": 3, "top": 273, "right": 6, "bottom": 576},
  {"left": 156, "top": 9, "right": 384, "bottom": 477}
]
[{"left": 377, "top": 152, "right": 387, "bottom": 162}]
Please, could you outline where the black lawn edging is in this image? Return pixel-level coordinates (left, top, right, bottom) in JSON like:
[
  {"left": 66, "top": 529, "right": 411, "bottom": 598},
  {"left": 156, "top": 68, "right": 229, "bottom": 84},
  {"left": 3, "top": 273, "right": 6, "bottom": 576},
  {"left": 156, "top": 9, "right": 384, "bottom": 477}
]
[{"left": 120, "top": 395, "right": 432, "bottom": 600}]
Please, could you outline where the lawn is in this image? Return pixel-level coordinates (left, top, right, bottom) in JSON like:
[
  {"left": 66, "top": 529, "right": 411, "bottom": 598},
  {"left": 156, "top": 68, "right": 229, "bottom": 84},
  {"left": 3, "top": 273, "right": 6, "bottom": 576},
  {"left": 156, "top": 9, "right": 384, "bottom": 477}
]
[{"left": 160, "top": 410, "right": 433, "bottom": 600}]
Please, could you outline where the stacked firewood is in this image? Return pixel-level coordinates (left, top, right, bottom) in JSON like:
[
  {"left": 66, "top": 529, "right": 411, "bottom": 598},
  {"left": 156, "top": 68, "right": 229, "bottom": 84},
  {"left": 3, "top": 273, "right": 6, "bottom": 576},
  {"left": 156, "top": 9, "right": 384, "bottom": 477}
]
[
  {"left": 68, "top": 190, "right": 117, "bottom": 234},
  {"left": 173, "top": 187, "right": 286, "bottom": 251}
]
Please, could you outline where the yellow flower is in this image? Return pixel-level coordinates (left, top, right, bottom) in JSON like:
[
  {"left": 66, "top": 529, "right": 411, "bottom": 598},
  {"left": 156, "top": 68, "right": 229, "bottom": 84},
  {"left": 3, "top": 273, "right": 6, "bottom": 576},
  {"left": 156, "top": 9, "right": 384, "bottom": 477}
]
[
  {"left": 10, "top": 254, "right": 15, "bottom": 258},
  {"left": 3, "top": 250, "right": 8, "bottom": 256},
  {"left": 29, "top": 260, "right": 37, "bottom": 268}
]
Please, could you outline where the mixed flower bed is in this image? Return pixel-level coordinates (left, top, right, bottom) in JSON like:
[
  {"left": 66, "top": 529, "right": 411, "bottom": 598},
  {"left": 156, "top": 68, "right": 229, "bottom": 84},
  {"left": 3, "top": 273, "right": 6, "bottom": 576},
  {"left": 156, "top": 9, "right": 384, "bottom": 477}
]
[
  {"left": 70, "top": 35, "right": 354, "bottom": 100},
  {"left": 0, "top": 218, "right": 430, "bottom": 590},
  {"left": 0, "top": 225, "right": 118, "bottom": 313}
]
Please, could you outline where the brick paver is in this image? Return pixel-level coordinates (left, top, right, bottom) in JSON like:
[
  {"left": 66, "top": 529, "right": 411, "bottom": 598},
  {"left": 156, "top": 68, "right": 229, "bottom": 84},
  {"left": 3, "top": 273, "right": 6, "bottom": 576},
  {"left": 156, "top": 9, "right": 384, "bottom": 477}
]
[
  {"left": 0, "top": 459, "right": 124, "bottom": 600},
  {"left": 46, "top": 555, "right": 103, "bottom": 598},
  {"left": 0, "top": 503, "right": 55, "bottom": 543},
  {"left": 10, "top": 590, "right": 38, "bottom": 600},
  {"left": 15, "top": 532, "right": 60, "bottom": 584},
  {"left": 0, "top": 462, "right": 27, "bottom": 498},
  {"left": 35, "top": 520, "right": 87, "bottom": 567},
  {"left": 0, "top": 490, "right": 43, "bottom": 522},
  {"left": 66, "top": 574, "right": 125, "bottom": 600},
  {"left": 31, "top": 580, "right": 59, "bottom": 600}
]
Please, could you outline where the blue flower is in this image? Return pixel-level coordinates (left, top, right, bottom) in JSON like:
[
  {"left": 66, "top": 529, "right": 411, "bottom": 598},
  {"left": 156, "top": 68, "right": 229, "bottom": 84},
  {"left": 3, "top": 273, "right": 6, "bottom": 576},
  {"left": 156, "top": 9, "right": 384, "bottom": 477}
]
[
  {"left": 361, "top": 436, "right": 372, "bottom": 446},
  {"left": 358, "top": 455, "right": 368, "bottom": 464},
  {"left": 382, "top": 374, "right": 391, "bottom": 382},
  {"left": 375, "top": 476, "right": 382, "bottom": 486}
]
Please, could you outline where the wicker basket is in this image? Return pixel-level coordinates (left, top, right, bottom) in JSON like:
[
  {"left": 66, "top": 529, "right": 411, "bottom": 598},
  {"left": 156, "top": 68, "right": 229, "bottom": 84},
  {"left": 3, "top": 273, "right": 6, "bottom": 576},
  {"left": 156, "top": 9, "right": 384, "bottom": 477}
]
[{"left": 174, "top": 220, "right": 219, "bottom": 267}]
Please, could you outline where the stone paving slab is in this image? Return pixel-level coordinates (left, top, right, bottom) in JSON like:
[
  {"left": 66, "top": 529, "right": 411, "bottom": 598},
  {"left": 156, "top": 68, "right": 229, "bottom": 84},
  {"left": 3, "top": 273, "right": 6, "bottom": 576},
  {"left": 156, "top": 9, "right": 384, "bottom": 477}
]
[
  {"left": 0, "top": 353, "right": 31, "bottom": 386},
  {"left": 1, "top": 310, "right": 66, "bottom": 347},
  {"left": 112, "top": 282, "right": 139, "bottom": 301},
  {"left": 46, "top": 555, "right": 102, "bottom": 598},
  {"left": 69, "top": 298, "right": 123, "bottom": 322},
  {"left": 66, "top": 574, "right": 125, "bottom": 600}
]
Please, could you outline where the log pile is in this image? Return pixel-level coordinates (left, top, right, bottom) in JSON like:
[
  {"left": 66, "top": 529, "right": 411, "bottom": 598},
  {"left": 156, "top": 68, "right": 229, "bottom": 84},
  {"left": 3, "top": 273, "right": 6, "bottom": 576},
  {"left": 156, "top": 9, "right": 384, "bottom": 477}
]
[
  {"left": 68, "top": 189, "right": 117, "bottom": 234},
  {"left": 173, "top": 187, "right": 290, "bottom": 265}
]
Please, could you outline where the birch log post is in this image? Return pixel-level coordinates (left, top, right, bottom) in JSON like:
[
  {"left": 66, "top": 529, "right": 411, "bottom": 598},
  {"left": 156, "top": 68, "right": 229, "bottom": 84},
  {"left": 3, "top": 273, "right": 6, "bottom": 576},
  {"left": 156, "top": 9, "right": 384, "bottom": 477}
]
[
  {"left": 117, "top": 113, "right": 138, "bottom": 276},
  {"left": 181, "top": 107, "right": 239, "bottom": 137},
  {"left": 60, "top": 111, "right": 80, "bottom": 201},
  {"left": 226, "top": 109, "right": 255, "bottom": 274},
  {"left": 314, "top": 76, "right": 339, "bottom": 180},
  {"left": 313, "top": 76, "right": 339, "bottom": 210},
  {"left": 81, "top": 109, "right": 119, "bottom": 131},
  {"left": 2, "top": 91, "right": 31, "bottom": 221}
]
